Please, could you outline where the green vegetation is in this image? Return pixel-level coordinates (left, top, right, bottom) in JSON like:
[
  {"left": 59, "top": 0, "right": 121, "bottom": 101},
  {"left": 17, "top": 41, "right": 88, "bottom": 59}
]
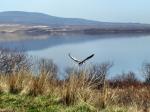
[
  {"left": 0, "top": 93, "right": 139, "bottom": 112},
  {"left": 0, "top": 49, "right": 150, "bottom": 112}
]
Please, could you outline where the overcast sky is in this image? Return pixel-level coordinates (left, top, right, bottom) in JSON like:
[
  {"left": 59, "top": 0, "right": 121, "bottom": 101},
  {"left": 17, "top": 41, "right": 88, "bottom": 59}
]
[{"left": 0, "top": 0, "right": 150, "bottom": 23}]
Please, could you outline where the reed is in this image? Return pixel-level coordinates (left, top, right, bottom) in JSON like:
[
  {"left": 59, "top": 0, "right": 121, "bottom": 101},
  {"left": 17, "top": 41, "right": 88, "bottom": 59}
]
[{"left": 0, "top": 49, "right": 150, "bottom": 111}]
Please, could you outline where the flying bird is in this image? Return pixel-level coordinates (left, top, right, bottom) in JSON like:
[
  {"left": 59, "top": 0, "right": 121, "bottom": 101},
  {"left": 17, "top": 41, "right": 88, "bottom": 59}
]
[{"left": 68, "top": 53, "right": 94, "bottom": 66}]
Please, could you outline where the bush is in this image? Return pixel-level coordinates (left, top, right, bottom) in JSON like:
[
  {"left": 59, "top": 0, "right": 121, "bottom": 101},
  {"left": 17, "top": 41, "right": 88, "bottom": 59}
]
[
  {"left": 89, "top": 62, "right": 112, "bottom": 89},
  {"left": 39, "top": 58, "right": 58, "bottom": 80},
  {"left": 142, "top": 63, "right": 150, "bottom": 84},
  {"left": 110, "top": 71, "right": 140, "bottom": 88},
  {"left": 61, "top": 62, "right": 112, "bottom": 106},
  {"left": 26, "top": 59, "right": 58, "bottom": 96},
  {"left": 0, "top": 48, "right": 31, "bottom": 74}
]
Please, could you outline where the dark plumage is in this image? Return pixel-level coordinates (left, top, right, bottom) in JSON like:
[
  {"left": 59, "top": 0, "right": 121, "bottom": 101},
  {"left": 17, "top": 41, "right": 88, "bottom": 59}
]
[{"left": 68, "top": 53, "right": 94, "bottom": 66}]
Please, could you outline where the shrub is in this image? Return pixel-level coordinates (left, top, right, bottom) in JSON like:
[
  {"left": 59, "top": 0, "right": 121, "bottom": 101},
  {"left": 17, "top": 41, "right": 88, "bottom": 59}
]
[
  {"left": 89, "top": 62, "right": 112, "bottom": 89},
  {"left": 110, "top": 71, "right": 140, "bottom": 88},
  {"left": 26, "top": 59, "right": 58, "bottom": 96},
  {"left": 142, "top": 63, "right": 150, "bottom": 84},
  {"left": 0, "top": 48, "right": 31, "bottom": 74},
  {"left": 38, "top": 58, "right": 58, "bottom": 80}
]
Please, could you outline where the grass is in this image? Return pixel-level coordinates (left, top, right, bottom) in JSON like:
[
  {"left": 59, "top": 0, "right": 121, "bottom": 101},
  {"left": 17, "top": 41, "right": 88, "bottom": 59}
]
[
  {"left": 0, "top": 70, "right": 150, "bottom": 112},
  {"left": 0, "top": 50, "right": 150, "bottom": 112},
  {"left": 1, "top": 93, "right": 147, "bottom": 112},
  {"left": 0, "top": 93, "right": 132, "bottom": 112},
  {"left": 0, "top": 93, "right": 63, "bottom": 112}
]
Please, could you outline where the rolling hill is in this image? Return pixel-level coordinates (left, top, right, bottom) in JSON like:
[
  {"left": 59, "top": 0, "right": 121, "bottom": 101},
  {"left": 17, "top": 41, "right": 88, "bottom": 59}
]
[
  {"left": 0, "top": 11, "right": 150, "bottom": 35},
  {"left": 0, "top": 11, "right": 100, "bottom": 26}
]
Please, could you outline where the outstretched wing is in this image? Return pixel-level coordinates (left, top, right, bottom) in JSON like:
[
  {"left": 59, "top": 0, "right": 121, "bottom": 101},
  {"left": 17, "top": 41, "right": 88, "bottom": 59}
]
[
  {"left": 68, "top": 53, "right": 81, "bottom": 63},
  {"left": 81, "top": 54, "right": 94, "bottom": 63}
]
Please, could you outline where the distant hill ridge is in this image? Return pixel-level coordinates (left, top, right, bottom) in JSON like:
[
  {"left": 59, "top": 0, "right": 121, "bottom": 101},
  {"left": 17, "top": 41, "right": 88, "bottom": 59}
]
[
  {"left": 0, "top": 11, "right": 150, "bottom": 28},
  {"left": 1, "top": 11, "right": 150, "bottom": 35},
  {"left": 0, "top": 11, "right": 101, "bottom": 26}
]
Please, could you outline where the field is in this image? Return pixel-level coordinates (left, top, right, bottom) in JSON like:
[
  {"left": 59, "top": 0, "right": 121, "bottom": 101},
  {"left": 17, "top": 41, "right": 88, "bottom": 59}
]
[{"left": 0, "top": 49, "right": 150, "bottom": 112}]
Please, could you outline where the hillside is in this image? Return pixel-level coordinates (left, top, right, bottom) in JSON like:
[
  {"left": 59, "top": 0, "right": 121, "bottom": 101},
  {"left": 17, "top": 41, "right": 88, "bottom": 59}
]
[
  {"left": 0, "top": 11, "right": 150, "bottom": 35},
  {"left": 0, "top": 11, "right": 100, "bottom": 26}
]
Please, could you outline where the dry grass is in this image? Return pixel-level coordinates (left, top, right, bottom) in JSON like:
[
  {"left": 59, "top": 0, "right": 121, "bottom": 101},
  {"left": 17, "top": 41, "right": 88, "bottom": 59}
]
[
  {"left": 0, "top": 66, "right": 150, "bottom": 112},
  {"left": 0, "top": 72, "right": 150, "bottom": 112},
  {"left": 0, "top": 49, "right": 150, "bottom": 111}
]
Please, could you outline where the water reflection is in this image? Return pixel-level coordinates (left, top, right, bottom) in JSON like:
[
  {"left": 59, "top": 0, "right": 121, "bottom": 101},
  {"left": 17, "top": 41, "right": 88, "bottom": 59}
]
[{"left": 1, "top": 33, "right": 150, "bottom": 79}]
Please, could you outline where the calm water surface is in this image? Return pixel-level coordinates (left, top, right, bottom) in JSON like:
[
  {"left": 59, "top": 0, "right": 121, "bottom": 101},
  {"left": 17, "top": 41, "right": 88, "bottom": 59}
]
[{"left": 1, "top": 34, "right": 150, "bottom": 79}]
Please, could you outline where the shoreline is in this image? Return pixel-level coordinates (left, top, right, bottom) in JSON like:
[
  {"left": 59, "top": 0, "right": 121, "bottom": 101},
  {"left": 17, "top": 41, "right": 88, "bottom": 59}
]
[{"left": 1, "top": 31, "right": 150, "bottom": 42}]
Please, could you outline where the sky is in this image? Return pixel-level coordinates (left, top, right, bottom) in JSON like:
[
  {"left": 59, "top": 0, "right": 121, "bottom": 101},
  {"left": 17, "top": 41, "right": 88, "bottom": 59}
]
[{"left": 0, "top": 0, "right": 150, "bottom": 24}]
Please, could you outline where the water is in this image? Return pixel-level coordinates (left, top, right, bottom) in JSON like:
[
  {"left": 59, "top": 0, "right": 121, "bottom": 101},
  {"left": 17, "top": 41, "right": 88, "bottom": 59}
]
[{"left": 0, "top": 34, "right": 150, "bottom": 79}]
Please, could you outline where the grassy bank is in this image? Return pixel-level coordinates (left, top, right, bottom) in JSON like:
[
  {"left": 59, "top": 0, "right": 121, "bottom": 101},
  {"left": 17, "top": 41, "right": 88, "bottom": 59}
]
[
  {"left": 0, "top": 69, "right": 150, "bottom": 112},
  {"left": 1, "top": 93, "right": 147, "bottom": 112},
  {"left": 0, "top": 49, "right": 150, "bottom": 112}
]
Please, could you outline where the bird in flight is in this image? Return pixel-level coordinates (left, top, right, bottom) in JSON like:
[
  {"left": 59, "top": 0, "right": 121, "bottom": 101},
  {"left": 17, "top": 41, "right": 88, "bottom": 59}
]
[{"left": 68, "top": 53, "right": 94, "bottom": 66}]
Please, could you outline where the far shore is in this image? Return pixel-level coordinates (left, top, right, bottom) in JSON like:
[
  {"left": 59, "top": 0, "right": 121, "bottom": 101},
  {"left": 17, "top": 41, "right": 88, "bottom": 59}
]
[{"left": 1, "top": 30, "right": 150, "bottom": 42}]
